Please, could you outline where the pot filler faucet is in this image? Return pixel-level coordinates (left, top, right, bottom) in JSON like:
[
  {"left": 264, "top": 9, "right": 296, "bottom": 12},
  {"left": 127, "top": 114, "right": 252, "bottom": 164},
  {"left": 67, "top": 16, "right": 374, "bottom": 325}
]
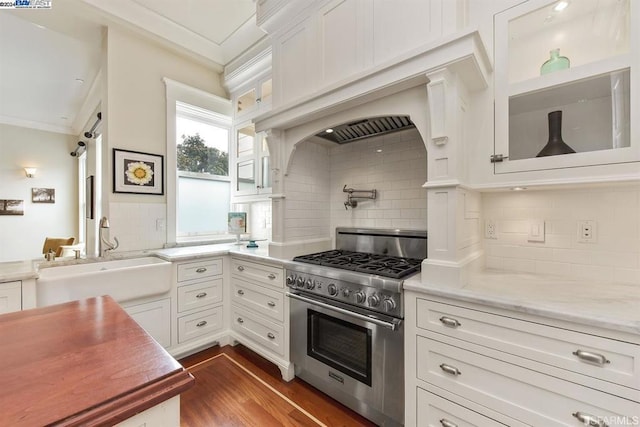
[
  {"left": 99, "top": 216, "right": 119, "bottom": 257},
  {"left": 343, "top": 185, "right": 377, "bottom": 209}
]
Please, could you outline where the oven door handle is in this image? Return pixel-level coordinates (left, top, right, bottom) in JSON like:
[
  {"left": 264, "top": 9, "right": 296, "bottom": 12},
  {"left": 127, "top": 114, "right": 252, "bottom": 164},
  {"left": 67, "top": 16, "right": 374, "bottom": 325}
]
[{"left": 286, "top": 292, "right": 402, "bottom": 331}]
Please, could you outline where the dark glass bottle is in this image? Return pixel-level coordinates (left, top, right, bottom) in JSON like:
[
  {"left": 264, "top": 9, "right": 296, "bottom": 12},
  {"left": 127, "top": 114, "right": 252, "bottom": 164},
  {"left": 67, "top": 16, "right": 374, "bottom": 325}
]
[{"left": 536, "top": 110, "right": 576, "bottom": 157}]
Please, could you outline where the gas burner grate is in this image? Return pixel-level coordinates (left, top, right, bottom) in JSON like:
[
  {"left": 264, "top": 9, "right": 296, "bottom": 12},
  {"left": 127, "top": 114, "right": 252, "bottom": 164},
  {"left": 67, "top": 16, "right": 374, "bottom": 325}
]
[{"left": 293, "top": 250, "right": 422, "bottom": 279}]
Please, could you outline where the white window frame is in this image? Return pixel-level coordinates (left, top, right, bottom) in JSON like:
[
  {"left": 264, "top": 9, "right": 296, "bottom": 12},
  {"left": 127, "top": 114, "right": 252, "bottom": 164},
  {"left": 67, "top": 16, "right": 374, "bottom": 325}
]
[{"left": 164, "top": 78, "right": 232, "bottom": 246}]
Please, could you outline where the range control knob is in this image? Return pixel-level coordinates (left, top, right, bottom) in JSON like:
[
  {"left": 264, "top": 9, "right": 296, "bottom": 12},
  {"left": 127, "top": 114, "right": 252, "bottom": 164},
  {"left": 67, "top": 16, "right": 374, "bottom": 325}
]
[
  {"left": 286, "top": 275, "right": 295, "bottom": 287},
  {"left": 342, "top": 288, "right": 351, "bottom": 297},
  {"left": 327, "top": 283, "right": 338, "bottom": 296},
  {"left": 306, "top": 279, "right": 315, "bottom": 290},
  {"left": 355, "top": 291, "right": 366, "bottom": 304},
  {"left": 296, "top": 277, "right": 305, "bottom": 288},
  {"left": 382, "top": 297, "right": 397, "bottom": 312},
  {"left": 368, "top": 294, "right": 381, "bottom": 307}
]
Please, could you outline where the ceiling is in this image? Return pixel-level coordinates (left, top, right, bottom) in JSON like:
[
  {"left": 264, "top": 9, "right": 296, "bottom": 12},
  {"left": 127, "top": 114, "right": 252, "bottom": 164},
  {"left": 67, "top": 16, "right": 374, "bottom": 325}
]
[{"left": 0, "top": 0, "right": 264, "bottom": 136}]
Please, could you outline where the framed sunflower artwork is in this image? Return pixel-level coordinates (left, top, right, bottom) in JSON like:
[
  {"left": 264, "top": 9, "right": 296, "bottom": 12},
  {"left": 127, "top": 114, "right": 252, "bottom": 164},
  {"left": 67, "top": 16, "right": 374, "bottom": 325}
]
[{"left": 113, "top": 148, "right": 164, "bottom": 195}]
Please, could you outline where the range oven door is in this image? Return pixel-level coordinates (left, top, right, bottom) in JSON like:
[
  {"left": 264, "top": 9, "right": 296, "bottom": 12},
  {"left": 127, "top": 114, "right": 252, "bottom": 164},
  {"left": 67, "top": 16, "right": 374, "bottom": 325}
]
[{"left": 288, "top": 291, "right": 404, "bottom": 426}]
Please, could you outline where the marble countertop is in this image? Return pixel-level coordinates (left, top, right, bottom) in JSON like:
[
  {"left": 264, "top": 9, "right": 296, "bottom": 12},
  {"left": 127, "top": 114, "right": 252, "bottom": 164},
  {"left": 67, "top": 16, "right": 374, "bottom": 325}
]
[
  {"left": 404, "top": 269, "right": 640, "bottom": 335},
  {"left": 5, "top": 245, "right": 637, "bottom": 337},
  {"left": 0, "top": 260, "right": 39, "bottom": 282},
  {"left": 152, "top": 242, "right": 281, "bottom": 264}
]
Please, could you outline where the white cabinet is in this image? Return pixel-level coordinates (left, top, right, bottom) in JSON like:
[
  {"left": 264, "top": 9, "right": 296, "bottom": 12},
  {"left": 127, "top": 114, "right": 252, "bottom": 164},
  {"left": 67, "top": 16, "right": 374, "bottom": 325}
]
[
  {"left": 123, "top": 298, "right": 171, "bottom": 348},
  {"left": 232, "top": 123, "right": 272, "bottom": 198},
  {"left": 0, "top": 281, "right": 21, "bottom": 314},
  {"left": 114, "top": 395, "right": 180, "bottom": 427},
  {"left": 405, "top": 292, "right": 640, "bottom": 427},
  {"left": 170, "top": 257, "right": 225, "bottom": 356},
  {"left": 268, "top": 0, "right": 466, "bottom": 108},
  {"left": 492, "top": 0, "right": 640, "bottom": 176},
  {"left": 229, "top": 256, "right": 292, "bottom": 380},
  {"left": 233, "top": 75, "right": 272, "bottom": 121}
]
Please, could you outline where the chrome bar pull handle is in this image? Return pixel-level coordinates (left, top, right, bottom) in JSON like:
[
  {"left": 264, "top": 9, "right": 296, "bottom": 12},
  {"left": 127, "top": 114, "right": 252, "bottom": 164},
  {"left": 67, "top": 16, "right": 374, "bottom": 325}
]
[
  {"left": 267, "top": 273, "right": 276, "bottom": 280},
  {"left": 439, "top": 363, "right": 461, "bottom": 376},
  {"left": 267, "top": 332, "right": 275, "bottom": 339},
  {"left": 572, "top": 411, "right": 608, "bottom": 427},
  {"left": 439, "top": 316, "right": 461, "bottom": 328},
  {"left": 237, "top": 265, "right": 245, "bottom": 271},
  {"left": 440, "top": 419, "right": 458, "bottom": 427},
  {"left": 237, "top": 289, "right": 245, "bottom": 296},
  {"left": 237, "top": 317, "right": 244, "bottom": 324},
  {"left": 196, "top": 292, "right": 207, "bottom": 299},
  {"left": 196, "top": 321, "right": 207, "bottom": 327},
  {"left": 195, "top": 267, "right": 207, "bottom": 273},
  {"left": 267, "top": 301, "right": 276, "bottom": 307},
  {"left": 573, "top": 350, "right": 610, "bottom": 366}
]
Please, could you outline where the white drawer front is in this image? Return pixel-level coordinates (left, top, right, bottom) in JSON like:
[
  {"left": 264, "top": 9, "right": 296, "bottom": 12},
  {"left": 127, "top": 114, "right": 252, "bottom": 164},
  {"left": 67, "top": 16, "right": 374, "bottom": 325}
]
[
  {"left": 231, "top": 304, "right": 284, "bottom": 356},
  {"left": 178, "top": 307, "right": 223, "bottom": 344},
  {"left": 231, "top": 278, "right": 284, "bottom": 322},
  {"left": 177, "top": 258, "right": 223, "bottom": 282},
  {"left": 417, "top": 299, "right": 640, "bottom": 390},
  {"left": 417, "top": 387, "right": 517, "bottom": 427},
  {"left": 177, "top": 279, "right": 222, "bottom": 313},
  {"left": 231, "top": 258, "right": 283, "bottom": 289},
  {"left": 417, "top": 336, "right": 639, "bottom": 426}
]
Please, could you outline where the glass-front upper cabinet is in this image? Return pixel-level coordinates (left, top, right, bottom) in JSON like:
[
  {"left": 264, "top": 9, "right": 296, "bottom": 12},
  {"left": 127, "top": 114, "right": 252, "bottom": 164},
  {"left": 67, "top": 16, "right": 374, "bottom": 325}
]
[
  {"left": 493, "top": 0, "right": 639, "bottom": 174},
  {"left": 234, "top": 75, "right": 273, "bottom": 120},
  {"left": 233, "top": 123, "right": 272, "bottom": 197}
]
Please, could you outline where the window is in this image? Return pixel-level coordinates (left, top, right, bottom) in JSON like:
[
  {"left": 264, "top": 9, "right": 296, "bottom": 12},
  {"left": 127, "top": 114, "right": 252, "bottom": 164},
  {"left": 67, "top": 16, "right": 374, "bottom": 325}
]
[
  {"left": 164, "top": 78, "right": 233, "bottom": 245},
  {"left": 176, "top": 102, "right": 231, "bottom": 239}
]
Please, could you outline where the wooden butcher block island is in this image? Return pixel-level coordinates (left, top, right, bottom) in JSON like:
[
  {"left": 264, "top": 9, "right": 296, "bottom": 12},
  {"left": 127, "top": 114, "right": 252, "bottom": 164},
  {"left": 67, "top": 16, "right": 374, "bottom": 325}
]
[{"left": 0, "top": 295, "right": 194, "bottom": 426}]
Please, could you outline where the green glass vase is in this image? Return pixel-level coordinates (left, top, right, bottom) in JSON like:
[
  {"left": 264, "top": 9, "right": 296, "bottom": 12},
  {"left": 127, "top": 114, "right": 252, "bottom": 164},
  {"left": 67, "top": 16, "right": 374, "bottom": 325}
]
[{"left": 540, "top": 49, "right": 570, "bottom": 75}]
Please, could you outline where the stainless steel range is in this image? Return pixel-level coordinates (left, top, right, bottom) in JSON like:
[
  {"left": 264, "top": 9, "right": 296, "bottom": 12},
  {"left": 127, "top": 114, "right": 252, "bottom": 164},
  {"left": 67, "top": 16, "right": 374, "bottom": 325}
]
[{"left": 286, "top": 227, "right": 427, "bottom": 427}]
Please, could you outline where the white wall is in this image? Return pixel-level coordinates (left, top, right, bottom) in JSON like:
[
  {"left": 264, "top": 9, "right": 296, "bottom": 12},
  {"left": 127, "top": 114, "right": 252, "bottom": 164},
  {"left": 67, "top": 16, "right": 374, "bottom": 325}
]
[
  {"left": 329, "top": 128, "right": 427, "bottom": 234},
  {"left": 283, "top": 141, "right": 331, "bottom": 242},
  {"left": 282, "top": 128, "right": 427, "bottom": 248},
  {"left": 483, "top": 183, "right": 640, "bottom": 284},
  {"left": 103, "top": 27, "right": 227, "bottom": 251},
  {"left": 0, "top": 123, "right": 77, "bottom": 261}
]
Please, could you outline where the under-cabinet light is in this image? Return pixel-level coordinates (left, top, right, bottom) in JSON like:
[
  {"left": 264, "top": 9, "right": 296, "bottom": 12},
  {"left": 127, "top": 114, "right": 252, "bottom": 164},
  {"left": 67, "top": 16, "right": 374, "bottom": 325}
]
[
  {"left": 553, "top": 1, "right": 569, "bottom": 12},
  {"left": 510, "top": 187, "right": 527, "bottom": 191},
  {"left": 325, "top": 128, "right": 334, "bottom": 133}
]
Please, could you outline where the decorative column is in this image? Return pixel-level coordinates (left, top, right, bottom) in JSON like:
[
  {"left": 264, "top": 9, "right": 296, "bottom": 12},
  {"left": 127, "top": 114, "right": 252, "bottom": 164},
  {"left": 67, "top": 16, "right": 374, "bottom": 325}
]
[
  {"left": 423, "top": 68, "right": 482, "bottom": 288},
  {"left": 264, "top": 128, "right": 287, "bottom": 258}
]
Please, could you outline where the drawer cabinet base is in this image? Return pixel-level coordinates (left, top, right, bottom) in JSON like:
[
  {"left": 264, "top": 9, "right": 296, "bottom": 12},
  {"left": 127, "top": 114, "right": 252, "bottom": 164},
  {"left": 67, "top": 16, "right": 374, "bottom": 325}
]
[{"left": 178, "top": 307, "right": 223, "bottom": 344}]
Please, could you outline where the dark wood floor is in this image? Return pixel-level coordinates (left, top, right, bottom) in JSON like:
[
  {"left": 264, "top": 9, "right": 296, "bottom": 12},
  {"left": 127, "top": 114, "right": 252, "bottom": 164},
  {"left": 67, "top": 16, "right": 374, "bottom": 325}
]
[{"left": 179, "top": 344, "right": 377, "bottom": 427}]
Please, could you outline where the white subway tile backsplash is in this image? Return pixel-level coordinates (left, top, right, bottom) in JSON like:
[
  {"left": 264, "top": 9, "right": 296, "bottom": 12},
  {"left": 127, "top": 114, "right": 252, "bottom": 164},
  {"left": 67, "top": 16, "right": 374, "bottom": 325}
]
[
  {"left": 483, "top": 184, "right": 640, "bottom": 285},
  {"left": 534, "top": 260, "right": 571, "bottom": 276},
  {"left": 614, "top": 268, "right": 640, "bottom": 285}
]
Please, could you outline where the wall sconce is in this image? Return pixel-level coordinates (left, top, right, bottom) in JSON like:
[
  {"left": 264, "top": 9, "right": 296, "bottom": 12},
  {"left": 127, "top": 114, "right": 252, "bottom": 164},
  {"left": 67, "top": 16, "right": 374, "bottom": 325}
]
[{"left": 24, "top": 167, "right": 37, "bottom": 178}]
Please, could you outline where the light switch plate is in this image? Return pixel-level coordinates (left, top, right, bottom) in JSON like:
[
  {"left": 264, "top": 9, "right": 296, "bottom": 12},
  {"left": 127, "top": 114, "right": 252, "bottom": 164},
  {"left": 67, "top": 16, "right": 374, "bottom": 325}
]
[{"left": 528, "top": 220, "right": 545, "bottom": 242}]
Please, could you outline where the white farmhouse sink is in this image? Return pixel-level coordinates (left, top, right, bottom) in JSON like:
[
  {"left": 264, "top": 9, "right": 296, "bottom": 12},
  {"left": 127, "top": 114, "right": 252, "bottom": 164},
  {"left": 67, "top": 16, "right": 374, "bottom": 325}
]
[{"left": 36, "top": 257, "right": 172, "bottom": 307}]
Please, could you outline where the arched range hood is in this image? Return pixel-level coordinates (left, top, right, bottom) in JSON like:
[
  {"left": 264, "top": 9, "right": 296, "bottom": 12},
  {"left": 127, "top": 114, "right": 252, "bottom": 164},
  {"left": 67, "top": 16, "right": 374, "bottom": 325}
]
[{"left": 315, "top": 115, "right": 415, "bottom": 144}]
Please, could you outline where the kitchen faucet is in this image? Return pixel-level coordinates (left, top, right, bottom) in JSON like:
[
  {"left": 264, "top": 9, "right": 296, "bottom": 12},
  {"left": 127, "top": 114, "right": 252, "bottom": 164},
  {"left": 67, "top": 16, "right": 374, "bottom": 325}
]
[{"left": 99, "top": 216, "right": 119, "bottom": 257}]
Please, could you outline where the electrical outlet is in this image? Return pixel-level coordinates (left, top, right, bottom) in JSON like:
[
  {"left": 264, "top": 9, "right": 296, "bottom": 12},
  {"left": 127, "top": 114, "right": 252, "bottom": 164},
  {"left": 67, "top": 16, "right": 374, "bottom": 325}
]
[
  {"left": 577, "top": 220, "right": 597, "bottom": 243},
  {"left": 485, "top": 219, "right": 497, "bottom": 239}
]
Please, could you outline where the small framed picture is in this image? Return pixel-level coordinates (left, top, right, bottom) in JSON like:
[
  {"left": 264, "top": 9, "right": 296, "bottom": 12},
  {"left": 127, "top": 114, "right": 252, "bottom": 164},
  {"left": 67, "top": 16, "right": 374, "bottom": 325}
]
[
  {"left": 32, "top": 188, "right": 55, "bottom": 203},
  {"left": 113, "top": 148, "right": 164, "bottom": 195},
  {"left": 0, "top": 199, "right": 24, "bottom": 215},
  {"left": 228, "top": 212, "right": 247, "bottom": 234}
]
